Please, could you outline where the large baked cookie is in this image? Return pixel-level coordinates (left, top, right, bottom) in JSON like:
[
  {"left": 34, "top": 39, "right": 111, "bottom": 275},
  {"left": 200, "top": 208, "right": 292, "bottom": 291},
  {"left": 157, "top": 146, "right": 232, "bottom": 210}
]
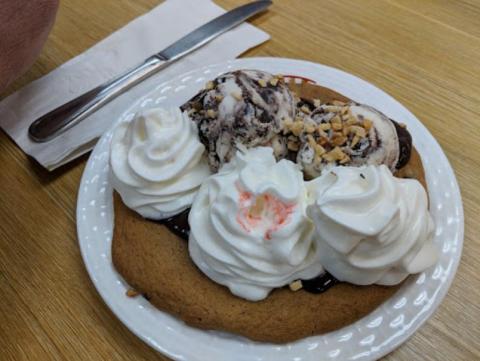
[{"left": 112, "top": 81, "right": 426, "bottom": 343}]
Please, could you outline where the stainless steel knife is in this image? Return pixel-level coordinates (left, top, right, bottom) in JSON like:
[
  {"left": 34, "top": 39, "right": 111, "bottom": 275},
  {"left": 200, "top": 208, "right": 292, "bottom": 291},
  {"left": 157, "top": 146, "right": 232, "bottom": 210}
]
[{"left": 28, "top": 0, "right": 272, "bottom": 142}]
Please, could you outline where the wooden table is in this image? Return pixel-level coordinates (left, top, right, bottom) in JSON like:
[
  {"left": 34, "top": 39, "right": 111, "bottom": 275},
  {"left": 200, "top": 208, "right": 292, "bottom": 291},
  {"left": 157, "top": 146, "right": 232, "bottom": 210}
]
[{"left": 1, "top": 1, "right": 479, "bottom": 360}]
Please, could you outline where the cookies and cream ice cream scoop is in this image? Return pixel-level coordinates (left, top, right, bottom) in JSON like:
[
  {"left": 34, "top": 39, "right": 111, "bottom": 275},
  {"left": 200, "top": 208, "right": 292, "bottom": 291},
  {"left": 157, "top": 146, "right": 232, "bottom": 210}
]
[
  {"left": 289, "top": 102, "right": 412, "bottom": 179},
  {"left": 182, "top": 70, "right": 295, "bottom": 172}
]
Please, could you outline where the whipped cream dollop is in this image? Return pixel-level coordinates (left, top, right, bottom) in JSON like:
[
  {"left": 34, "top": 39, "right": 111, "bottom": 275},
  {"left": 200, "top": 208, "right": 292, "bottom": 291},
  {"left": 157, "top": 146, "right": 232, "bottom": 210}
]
[
  {"left": 307, "top": 165, "right": 438, "bottom": 285},
  {"left": 110, "top": 107, "right": 210, "bottom": 220},
  {"left": 189, "top": 147, "right": 323, "bottom": 301}
]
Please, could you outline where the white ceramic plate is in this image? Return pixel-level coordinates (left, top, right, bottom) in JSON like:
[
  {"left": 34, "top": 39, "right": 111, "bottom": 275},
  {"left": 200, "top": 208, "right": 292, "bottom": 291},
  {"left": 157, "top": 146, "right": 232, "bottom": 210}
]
[{"left": 77, "top": 58, "right": 464, "bottom": 361}]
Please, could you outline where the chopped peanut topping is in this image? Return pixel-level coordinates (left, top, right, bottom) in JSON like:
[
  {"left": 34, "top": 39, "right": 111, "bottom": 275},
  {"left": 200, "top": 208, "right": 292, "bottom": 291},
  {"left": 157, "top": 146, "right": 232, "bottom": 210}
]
[
  {"left": 339, "top": 155, "right": 351, "bottom": 164},
  {"left": 300, "top": 105, "right": 311, "bottom": 114},
  {"left": 351, "top": 135, "right": 361, "bottom": 148},
  {"left": 323, "top": 105, "right": 342, "bottom": 112},
  {"left": 248, "top": 195, "right": 266, "bottom": 218},
  {"left": 346, "top": 116, "right": 358, "bottom": 126},
  {"left": 317, "top": 127, "right": 328, "bottom": 138},
  {"left": 270, "top": 78, "right": 279, "bottom": 86},
  {"left": 231, "top": 91, "right": 242, "bottom": 101},
  {"left": 258, "top": 79, "right": 267, "bottom": 87},
  {"left": 318, "top": 123, "right": 331, "bottom": 131},
  {"left": 332, "top": 133, "right": 347, "bottom": 146},
  {"left": 287, "top": 141, "right": 299, "bottom": 151},
  {"left": 206, "top": 109, "right": 217, "bottom": 118},
  {"left": 126, "top": 289, "right": 140, "bottom": 297},
  {"left": 313, "top": 99, "right": 321, "bottom": 107},
  {"left": 215, "top": 94, "right": 224, "bottom": 102},
  {"left": 331, "top": 122, "right": 343, "bottom": 131},
  {"left": 205, "top": 81, "right": 214, "bottom": 90},
  {"left": 290, "top": 121, "right": 304, "bottom": 136},
  {"left": 331, "top": 115, "right": 342, "bottom": 124},
  {"left": 363, "top": 118, "right": 373, "bottom": 131},
  {"left": 349, "top": 125, "right": 366, "bottom": 137},
  {"left": 323, "top": 146, "right": 347, "bottom": 162},
  {"left": 304, "top": 123, "right": 316, "bottom": 133},
  {"left": 289, "top": 280, "right": 303, "bottom": 292}
]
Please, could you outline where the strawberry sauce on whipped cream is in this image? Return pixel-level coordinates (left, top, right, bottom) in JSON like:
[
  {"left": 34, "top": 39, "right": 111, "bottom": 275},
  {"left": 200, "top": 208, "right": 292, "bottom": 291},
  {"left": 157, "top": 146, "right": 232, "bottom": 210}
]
[{"left": 236, "top": 190, "right": 295, "bottom": 241}]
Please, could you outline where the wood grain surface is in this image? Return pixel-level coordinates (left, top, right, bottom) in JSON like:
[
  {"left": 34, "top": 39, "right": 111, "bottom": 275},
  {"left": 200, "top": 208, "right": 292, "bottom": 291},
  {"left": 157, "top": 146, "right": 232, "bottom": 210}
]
[{"left": 0, "top": 0, "right": 478, "bottom": 360}]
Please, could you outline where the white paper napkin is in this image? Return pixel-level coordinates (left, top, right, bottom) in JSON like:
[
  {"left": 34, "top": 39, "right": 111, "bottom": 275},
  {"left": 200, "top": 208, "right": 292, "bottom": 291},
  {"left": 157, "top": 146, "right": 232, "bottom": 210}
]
[{"left": 0, "top": 0, "right": 269, "bottom": 170}]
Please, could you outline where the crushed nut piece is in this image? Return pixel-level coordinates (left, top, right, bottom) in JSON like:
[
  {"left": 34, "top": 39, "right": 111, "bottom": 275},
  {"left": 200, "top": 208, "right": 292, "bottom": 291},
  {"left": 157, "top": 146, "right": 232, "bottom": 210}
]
[
  {"left": 231, "top": 91, "right": 242, "bottom": 101},
  {"left": 304, "top": 123, "right": 316, "bottom": 133},
  {"left": 317, "top": 128, "right": 328, "bottom": 138},
  {"left": 351, "top": 135, "right": 361, "bottom": 148},
  {"left": 291, "top": 121, "right": 304, "bottom": 136},
  {"left": 249, "top": 195, "right": 266, "bottom": 218},
  {"left": 287, "top": 141, "right": 299, "bottom": 151},
  {"left": 323, "top": 146, "right": 346, "bottom": 162},
  {"left": 313, "top": 99, "right": 321, "bottom": 107},
  {"left": 258, "top": 79, "right": 267, "bottom": 87},
  {"left": 332, "top": 122, "right": 343, "bottom": 131},
  {"left": 300, "top": 105, "right": 311, "bottom": 114},
  {"left": 339, "top": 155, "right": 351, "bottom": 164},
  {"left": 331, "top": 115, "right": 342, "bottom": 124},
  {"left": 363, "top": 119, "right": 373, "bottom": 131},
  {"left": 349, "top": 125, "right": 367, "bottom": 137},
  {"left": 206, "top": 109, "right": 217, "bottom": 118},
  {"left": 270, "top": 78, "right": 279, "bottom": 86},
  {"left": 318, "top": 123, "right": 332, "bottom": 131},
  {"left": 215, "top": 94, "right": 224, "bottom": 102},
  {"left": 289, "top": 280, "right": 303, "bottom": 292},
  {"left": 318, "top": 136, "right": 328, "bottom": 146},
  {"left": 205, "top": 81, "right": 214, "bottom": 90},
  {"left": 332, "top": 133, "right": 347, "bottom": 146},
  {"left": 346, "top": 116, "right": 358, "bottom": 126},
  {"left": 307, "top": 135, "right": 326, "bottom": 156},
  {"left": 126, "top": 289, "right": 140, "bottom": 297},
  {"left": 324, "top": 105, "right": 342, "bottom": 112}
]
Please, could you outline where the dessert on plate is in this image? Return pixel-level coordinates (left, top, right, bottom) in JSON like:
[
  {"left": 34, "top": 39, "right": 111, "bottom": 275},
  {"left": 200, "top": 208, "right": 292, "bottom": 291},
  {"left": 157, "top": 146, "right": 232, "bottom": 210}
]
[{"left": 110, "top": 70, "right": 439, "bottom": 343}]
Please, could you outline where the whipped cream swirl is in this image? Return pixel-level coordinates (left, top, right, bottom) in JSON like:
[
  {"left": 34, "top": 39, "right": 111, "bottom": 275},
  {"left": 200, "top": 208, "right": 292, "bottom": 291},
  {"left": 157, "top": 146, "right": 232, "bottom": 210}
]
[
  {"left": 189, "top": 147, "right": 323, "bottom": 301},
  {"left": 110, "top": 107, "right": 210, "bottom": 220},
  {"left": 307, "top": 165, "right": 438, "bottom": 285}
]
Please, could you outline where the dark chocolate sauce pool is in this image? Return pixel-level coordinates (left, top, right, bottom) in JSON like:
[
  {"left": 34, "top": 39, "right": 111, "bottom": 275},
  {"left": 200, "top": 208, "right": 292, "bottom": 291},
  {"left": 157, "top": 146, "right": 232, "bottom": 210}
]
[
  {"left": 161, "top": 209, "right": 339, "bottom": 294},
  {"left": 160, "top": 209, "right": 190, "bottom": 240},
  {"left": 301, "top": 272, "right": 339, "bottom": 293}
]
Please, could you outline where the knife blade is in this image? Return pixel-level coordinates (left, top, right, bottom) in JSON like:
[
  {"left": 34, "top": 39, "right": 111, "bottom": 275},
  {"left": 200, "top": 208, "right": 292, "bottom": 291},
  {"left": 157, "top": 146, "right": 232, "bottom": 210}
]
[{"left": 28, "top": 0, "right": 272, "bottom": 142}]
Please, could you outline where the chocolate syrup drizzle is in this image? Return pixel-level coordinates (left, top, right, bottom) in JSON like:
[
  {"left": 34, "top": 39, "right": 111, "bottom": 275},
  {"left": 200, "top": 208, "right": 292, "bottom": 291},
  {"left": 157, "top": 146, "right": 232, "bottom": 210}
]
[{"left": 160, "top": 209, "right": 339, "bottom": 294}]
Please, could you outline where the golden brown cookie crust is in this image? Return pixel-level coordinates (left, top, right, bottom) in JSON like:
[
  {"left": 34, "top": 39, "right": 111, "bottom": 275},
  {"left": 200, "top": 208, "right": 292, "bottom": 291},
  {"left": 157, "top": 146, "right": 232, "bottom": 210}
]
[{"left": 112, "top": 81, "right": 426, "bottom": 343}]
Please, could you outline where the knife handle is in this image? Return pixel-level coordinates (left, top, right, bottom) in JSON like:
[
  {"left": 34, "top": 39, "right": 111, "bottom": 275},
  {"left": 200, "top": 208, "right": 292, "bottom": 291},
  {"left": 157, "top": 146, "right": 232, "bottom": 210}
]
[{"left": 28, "top": 55, "right": 168, "bottom": 142}]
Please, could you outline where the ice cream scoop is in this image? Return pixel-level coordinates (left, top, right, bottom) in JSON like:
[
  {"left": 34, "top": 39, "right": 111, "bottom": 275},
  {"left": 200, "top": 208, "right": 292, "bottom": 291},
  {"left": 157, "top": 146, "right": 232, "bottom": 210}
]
[
  {"left": 290, "top": 102, "right": 412, "bottom": 179},
  {"left": 182, "top": 70, "right": 295, "bottom": 172}
]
